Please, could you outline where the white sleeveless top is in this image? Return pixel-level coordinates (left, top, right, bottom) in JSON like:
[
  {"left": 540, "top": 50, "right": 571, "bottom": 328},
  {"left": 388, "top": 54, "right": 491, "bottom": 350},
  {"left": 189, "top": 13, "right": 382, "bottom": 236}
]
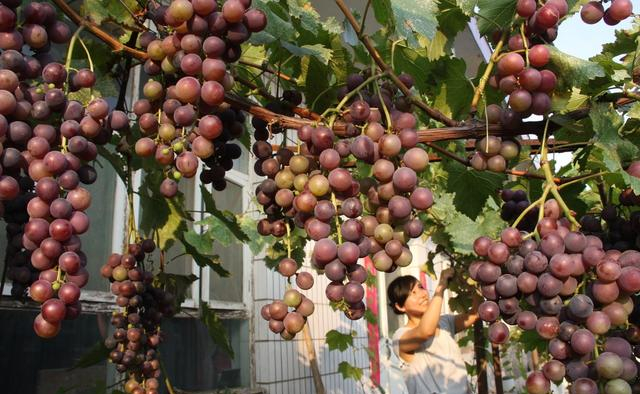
[{"left": 392, "top": 314, "right": 471, "bottom": 394}]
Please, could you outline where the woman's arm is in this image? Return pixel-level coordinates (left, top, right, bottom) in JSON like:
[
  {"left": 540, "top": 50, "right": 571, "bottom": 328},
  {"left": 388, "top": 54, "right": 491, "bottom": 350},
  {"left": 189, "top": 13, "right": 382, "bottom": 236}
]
[
  {"left": 454, "top": 289, "right": 482, "bottom": 333},
  {"left": 398, "top": 268, "right": 454, "bottom": 354}
]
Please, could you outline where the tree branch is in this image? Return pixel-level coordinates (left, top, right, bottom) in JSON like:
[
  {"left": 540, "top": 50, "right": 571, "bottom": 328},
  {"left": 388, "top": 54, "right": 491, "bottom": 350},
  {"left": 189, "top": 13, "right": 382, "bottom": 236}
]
[
  {"left": 334, "top": 0, "right": 460, "bottom": 127},
  {"left": 52, "top": 0, "right": 149, "bottom": 60},
  {"left": 233, "top": 75, "right": 322, "bottom": 121}
]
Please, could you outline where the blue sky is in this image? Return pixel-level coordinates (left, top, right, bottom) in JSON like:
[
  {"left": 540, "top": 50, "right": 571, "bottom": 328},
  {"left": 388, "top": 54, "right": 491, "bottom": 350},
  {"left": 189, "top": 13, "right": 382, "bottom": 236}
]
[{"left": 554, "top": 0, "right": 639, "bottom": 59}]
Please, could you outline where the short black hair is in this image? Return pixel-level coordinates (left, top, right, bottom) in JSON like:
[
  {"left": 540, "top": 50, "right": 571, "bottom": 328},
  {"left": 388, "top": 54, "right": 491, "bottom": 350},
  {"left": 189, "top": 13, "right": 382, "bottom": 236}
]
[{"left": 387, "top": 275, "right": 420, "bottom": 315}]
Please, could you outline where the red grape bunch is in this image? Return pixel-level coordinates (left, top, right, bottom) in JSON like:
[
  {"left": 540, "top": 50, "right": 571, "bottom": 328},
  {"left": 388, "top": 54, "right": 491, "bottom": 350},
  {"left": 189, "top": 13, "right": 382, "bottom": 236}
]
[
  {"left": 253, "top": 72, "right": 434, "bottom": 328},
  {"left": 0, "top": 1, "right": 131, "bottom": 337},
  {"left": 100, "top": 239, "right": 175, "bottom": 394},
  {"left": 581, "top": 0, "right": 633, "bottom": 25},
  {"left": 0, "top": 1, "right": 72, "bottom": 65},
  {"left": 469, "top": 133, "right": 521, "bottom": 173},
  {"left": 260, "top": 263, "right": 316, "bottom": 340},
  {"left": 131, "top": 0, "right": 267, "bottom": 197},
  {"left": 470, "top": 203, "right": 640, "bottom": 393}
]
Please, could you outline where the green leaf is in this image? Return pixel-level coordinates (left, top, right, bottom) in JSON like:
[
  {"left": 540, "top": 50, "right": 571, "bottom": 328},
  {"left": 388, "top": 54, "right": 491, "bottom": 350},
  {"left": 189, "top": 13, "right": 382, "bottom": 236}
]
[
  {"left": 82, "top": 0, "right": 142, "bottom": 29},
  {"left": 547, "top": 46, "right": 607, "bottom": 91},
  {"left": 476, "top": 0, "right": 517, "bottom": 36},
  {"left": 444, "top": 159, "right": 505, "bottom": 219},
  {"left": 200, "top": 302, "right": 235, "bottom": 358},
  {"left": 418, "top": 31, "right": 448, "bottom": 62},
  {"left": 253, "top": 0, "right": 296, "bottom": 41},
  {"left": 589, "top": 103, "right": 640, "bottom": 193},
  {"left": 432, "top": 57, "right": 474, "bottom": 120},
  {"left": 68, "top": 341, "right": 109, "bottom": 370},
  {"left": 326, "top": 329, "right": 354, "bottom": 352},
  {"left": 281, "top": 42, "right": 333, "bottom": 65},
  {"left": 627, "top": 102, "right": 640, "bottom": 119},
  {"left": 437, "top": 1, "right": 470, "bottom": 38},
  {"left": 372, "top": 0, "right": 394, "bottom": 31},
  {"left": 154, "top": 273, "right": 198, "bottom": 312},
  {"left": 338, "top": 361, "right": 363, "bottom": 381},
  {"left": 200, "top": 185, "right": 250, "bottom": 243},
  {"left": 390, "top": 0, "right": 440, "bottom": 44},
  {"left": 551, "top": 87, "right": 590, "bottom": 113},
  {"left": 519, "top": 330, "right": 547, "bottom": 353},
  {"left": 364, "top": 308, "right": 377, "bottom": 325},
  {"left": 178, "top": 232, "right": 230, "bottom": 277},
  {"left": 447, "top": 210, "right": 505, "bottom": 255},
  {"left": 238, "top": 215, "right": 274, "bottom": 255}
]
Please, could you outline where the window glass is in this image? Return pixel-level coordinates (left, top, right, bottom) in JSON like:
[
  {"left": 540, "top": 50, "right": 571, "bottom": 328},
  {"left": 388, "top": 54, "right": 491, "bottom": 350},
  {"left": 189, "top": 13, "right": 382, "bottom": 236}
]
[
  {"left": 0, "top": 309, "right": 109, "bottom": 394},
  {"left": 208, "top": 181, "right": 244, "bottom": 303},
  {"left": 82, "top": 156, "right": 118, "bottom": 292},
  {"left": 160, "top": 318, "right": 250, "bottom": 391}
]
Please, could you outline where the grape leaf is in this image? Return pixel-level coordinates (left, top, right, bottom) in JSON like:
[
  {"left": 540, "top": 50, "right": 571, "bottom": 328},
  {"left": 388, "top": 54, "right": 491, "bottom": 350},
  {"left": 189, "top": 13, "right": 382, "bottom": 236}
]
[
  {"left": 476, "top": 0, "right": 517, "bottom": 36},
  {"left": 551, "top": 88, "right": 590, "bottom": 114},
  {"left": 338, "top": 361, "right": 363, "bottom": 381},
  {"left": 82, "top": 0, "right": 142, "bottom": 29},
  {"left": 419, "top": 31, "right": 448, "bottom": 62},
  {"left": 432, "top": 57, "right": 474, "bottom": 120},
  {"left": 444, "top": 159, "right": 505, "bottom": 219},
  {"left": 547, "top": 46, "right": 607, "bottom": 91},
  {"left": 446, "top": 209, "right": 505, "bottom": 255},
  {"left": 200, "top": 185, "right": 249, "bottom": 243},
  {"left": 437, "top": 1, "right": 469, "bottom": 39},
  {"left": 326, "top": 329, "right": 354, "bottom": 352},
  {"left": 589, "top": 103, "right": 640, "bottom": 193},
  {"left": 287, "top": 0, "right": 341, "bottom": 35},
  {"left": 238, "top": 215, "right": 273, "bottom": 255},
  {"left": 390, "top": 0, "right": 440, "bottom": 45},
  {"left": 372, "top": 0, "right": 393, "bottom": 30},
  {"left": 200, "top": 302, "right": 234, "bottom": 358},
  {"left": 280, "top": 42, "right": 333, "bottom": 65},
  {"left": 179, "top": 232, "right": 230, "bottom": 277},
  {"left": 154, "top": 273, "right": 198, "bottom": 312}
]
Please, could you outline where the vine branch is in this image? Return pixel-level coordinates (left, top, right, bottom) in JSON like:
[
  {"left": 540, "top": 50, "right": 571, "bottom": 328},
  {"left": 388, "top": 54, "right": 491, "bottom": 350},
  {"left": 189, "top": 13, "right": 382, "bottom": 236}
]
[
  {"left": 52, "top": 0, "right": 149, "bottom": 59},
  {"left": 334, "top": 0, "right": 460, "bottom": 127}
]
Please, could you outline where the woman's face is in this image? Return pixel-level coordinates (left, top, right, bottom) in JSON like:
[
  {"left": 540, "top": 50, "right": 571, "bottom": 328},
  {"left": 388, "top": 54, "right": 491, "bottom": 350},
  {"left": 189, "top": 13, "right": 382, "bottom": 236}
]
[{"left": 397, "top": 281, "right": 429, "bottom": 317}]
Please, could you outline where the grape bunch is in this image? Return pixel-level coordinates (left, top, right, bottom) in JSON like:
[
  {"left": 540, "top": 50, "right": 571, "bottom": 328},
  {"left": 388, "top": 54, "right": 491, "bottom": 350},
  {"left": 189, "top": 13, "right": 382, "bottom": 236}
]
[
  {"left": 469, "top": 133, "right": 521, "bottom": 173},
  {"left": 581, "top": 0, "right": 633, "bottom": 25},
  {"left": 260, "top": 267, "right": 315, "bottom": 340},
  {"left": 0, "top": 1, "right": 132, "bottom": 337},
  {"left": 470, "top": 208, "right": 640, "bottom": 393},
  {"left": 131, "top": 0, "right": 266, "bottom": 197},
  {"left": 0, "top": 1, "right": 72, "bottom": 61},
  {"left": 499, "top": 189, "right": 538, "bottom": 231},
  {"left": 578, "top": 162, "right": 640, "bottom": 252},
  {"left": 253, "top": 71, "right": 434, "bottom": 334},
  {"left": 101, "top": 239, "right": 175, "bottom": 394}
]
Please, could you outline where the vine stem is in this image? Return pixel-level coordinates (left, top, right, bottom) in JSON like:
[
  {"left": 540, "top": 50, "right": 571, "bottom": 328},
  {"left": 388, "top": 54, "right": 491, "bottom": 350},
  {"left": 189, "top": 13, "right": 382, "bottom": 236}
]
[
  {"left": 238, "top": 60, "right": 294, "bottom": 81},
  {"left": 321, "top": 72, "right": 386, "bottom": 119},
  {"left": 557, "top": 172, "right": 607, "bottom": 190},
  {"left": 51, "top": 0, "right": 149, "bottom": 59},
  {"left": 511, "top": 186, "right": 549, "bottom": 229},
  {"left": 331, "top": 193, "right": 342, "bottom": 245},
  {"left": 334, "top": 0, "right": 459, "bottom": 127},
  {"left": 520, "top": 22, "right": 530, "bottom": 67},
  {"left": 373, "top": 64, "right": 392, "bottom": 132},
  {"left": 539, "top": 118, "right": 581, "bottom": 230},
  {"left": 470, "top": 31, "right": 508, "bottom": 114},
  {"left": 62, "top": 25, "right": 86, "bottom": 152},
  {"left": 285, "top": 222, "right": 292, "bottom": 259}
]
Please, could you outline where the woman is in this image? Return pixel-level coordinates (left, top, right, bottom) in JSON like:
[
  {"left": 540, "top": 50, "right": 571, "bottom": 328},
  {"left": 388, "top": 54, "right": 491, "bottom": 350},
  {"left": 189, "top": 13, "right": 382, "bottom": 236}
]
[{"left": 387, "top": 268, "right": 480, "bottom": 394}]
